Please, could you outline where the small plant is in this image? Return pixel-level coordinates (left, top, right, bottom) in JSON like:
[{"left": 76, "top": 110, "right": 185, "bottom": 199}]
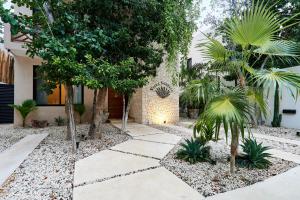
[
  {"left": 176, "top": 138, "right": 211, "bottom": 164},
  {"left": 237, "top": 138, "right": 272, "bottom": 169},
  {"left": 10, "top": 99, "right": 37, "bottom": 127},
  {"left": 74, "top": 104, "right": 85, "bottom": 123},
  {"left": 193, "top": 119, "right": 216, "bottom": 144},
  {"left": 55, "top": 116, "right": 65, "bottom": 126}
]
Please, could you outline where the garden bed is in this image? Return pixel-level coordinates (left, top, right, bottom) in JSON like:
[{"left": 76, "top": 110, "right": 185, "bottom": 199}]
[
  {"left": 0, "top": 124, "right": 130, "bottom": 200},
  {"left": 253, "top": 126, "right": 300, "bottom": 141},
  {"left": 152, "top": 124, "right": 298, "bottom": 197},
  {"left": 0, "top": 125, "right": 31, "bottom": 153}
]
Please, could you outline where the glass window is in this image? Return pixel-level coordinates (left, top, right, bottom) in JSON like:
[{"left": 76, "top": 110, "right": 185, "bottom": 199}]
[{"left": 33, "top": 66, "right": 83, "bottom": 106}]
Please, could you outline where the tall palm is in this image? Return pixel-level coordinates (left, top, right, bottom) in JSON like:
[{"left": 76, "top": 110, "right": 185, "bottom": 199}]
[{"left": 197, "top": 0, "right": 300, "bottom": 173}]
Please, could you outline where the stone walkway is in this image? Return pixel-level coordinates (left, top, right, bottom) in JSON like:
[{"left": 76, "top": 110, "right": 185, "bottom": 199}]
[
  {"left": 73, "top": 123, "right": 204, "bottom": 200},
  {"left": 0, "top": 133, "right": 48, "bottom": 186}
]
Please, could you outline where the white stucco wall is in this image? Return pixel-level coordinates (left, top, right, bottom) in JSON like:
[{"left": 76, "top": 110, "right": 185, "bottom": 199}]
[
  {"left": 264, "top": 66, "right": 300, "bottom": 129},
  {"left": 13, "top": 56, "right": 95, "bottom": 126}
]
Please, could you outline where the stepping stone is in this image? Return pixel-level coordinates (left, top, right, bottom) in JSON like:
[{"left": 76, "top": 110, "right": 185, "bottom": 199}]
[
  {"left": 134, "top": 133, "right": 181, "bottom": 145},
  {"left": 126, "top": 128, "right": 165, "bottom": 137},
  {"left": 111, "top": 140, "right": 174, "bottom": 159},
  {"left": 0, "top": 133, "right": 48, "bottom": 186},
  {"left": 73, "top": 167, "right": 204, "bottom": 200},
  {"left": 74, "top": 150, "right": 160, "bottom": 186},
  {"left": 206, "top": 166, "right": 300, "bottom": 200},
  {"left": 267, "top": 149, "right": 300, "bottom": 164}
]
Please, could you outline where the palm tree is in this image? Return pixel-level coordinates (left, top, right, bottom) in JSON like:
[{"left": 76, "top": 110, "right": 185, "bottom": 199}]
[
  {"left": 10, "top": 100, "right": 37, "bottom": 127},
  {"left": 196, "top": 0, "right": 300, "bottom": 173}
]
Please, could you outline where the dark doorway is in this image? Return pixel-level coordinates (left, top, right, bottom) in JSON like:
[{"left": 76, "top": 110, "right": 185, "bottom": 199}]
[
  {"left": 0, "top": 84, "right": 14, "bottom": 124},
  {"left": 108, "top": 89, "right": 123, "bottom": 119}
]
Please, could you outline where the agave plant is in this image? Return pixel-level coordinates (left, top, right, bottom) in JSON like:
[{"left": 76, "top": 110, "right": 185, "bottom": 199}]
[
  {"left": 196, "top": 0, "right": 300, "bottom": 174},
  {"left": 237, "top": 138, "right": 272, "bottom": 169},
  {"left": 10, "top": 99, "right": 37, "bottom": 127},
  {"left": 176, "top": 138, "right": 211, "bottom": 164}
]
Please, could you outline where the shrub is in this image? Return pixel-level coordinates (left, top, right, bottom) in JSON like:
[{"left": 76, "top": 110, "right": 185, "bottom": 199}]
[
  {"left": 193, "top": 119, "right": 216, "bottom": 144},
  {"left": 176, "top": 138, "right": 211, "bottom": 164},
  {"left": 10, "top": 99, "right": 37, "bottom": 127},
  {"left": 74, "top": 104, "right": 85, "bottom": 123},
  {"left": 237, "top": 138, "right": 272, "bottom": 169},
  {"left": 55, "top": 116, "right": 65, "bottom": 126}
]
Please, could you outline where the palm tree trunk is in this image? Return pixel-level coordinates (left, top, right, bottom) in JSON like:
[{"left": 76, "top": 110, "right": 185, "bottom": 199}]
[
  {"left": 22, "top": 119, "right": 25, "bottom": 128},
  {"left": 65, "top": 84, "right": 77, "bottom": 153},
  {"left": 88, "top": 89, "right": 98, "bottom": 138},
  {"left": 230, "top": 123, "right": 239, "bottom": 174}
]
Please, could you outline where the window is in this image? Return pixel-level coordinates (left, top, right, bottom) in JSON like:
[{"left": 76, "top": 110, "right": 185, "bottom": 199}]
[{"left": 33, "top": 66, "right": 83, "bottom": 106}]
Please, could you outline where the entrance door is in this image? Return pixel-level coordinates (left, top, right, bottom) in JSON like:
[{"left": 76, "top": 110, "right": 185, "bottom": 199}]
[
  {"left": 0, "top": 84, "right": 14, "bottom": 124},
  {"left": 108, "top": 89, "right": 123, "bottom": 119}
]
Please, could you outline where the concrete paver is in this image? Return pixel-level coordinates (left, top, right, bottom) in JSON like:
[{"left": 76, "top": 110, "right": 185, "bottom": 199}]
[
  {"left": 74, "top": 150, "right": 160, "bottom": 186},
  {"left": 110, "top": 139, "right": 174, "bottom": 159},
  {"left": 74, "top": 167, "right": 204, "bottom": 200}
]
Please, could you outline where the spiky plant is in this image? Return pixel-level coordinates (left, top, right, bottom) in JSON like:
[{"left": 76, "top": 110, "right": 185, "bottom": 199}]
[
  {"left": 10, "top": 99, "right": 37, "bottom": 127},
  {"left": 176, "top": 138, "right": 211, "bottom": 164},
  {"left": 237, "top": 138, "right": 272, "bottom": 169},
  {"left": 196, "top": 0, "right": 300, "bottom": 174}
]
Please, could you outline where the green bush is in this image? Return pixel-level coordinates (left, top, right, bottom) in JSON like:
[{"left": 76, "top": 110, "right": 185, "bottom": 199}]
[
  {"left": 176, "top": 138, "right": 211, "bottom": 164},
  {"left": 55, "top": 116, "right": 65, "bottom": 126},
  {"left": 10, "top": 99, "right": 37, "bottom": 127},
  {"left": 193, "top": 119, "right": 216, "bottom": 144},
  {"left": 237, "top": 138, "right": 272, "bottom": 169}
]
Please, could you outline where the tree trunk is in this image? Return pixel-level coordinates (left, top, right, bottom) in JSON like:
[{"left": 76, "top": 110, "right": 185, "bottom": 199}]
[
  {"left": 272, "top": 83, "right": 281, "bottom": 127},
  {"left": 230, "top": 124, "right": 239, "bottom": 174},
  {"left": 22, "top": 119, "right": 25, "bottom": 128},
  {"left": 122, "top": 95, "right": 126, "bottom": 132},
  {"left": 65, "top": 84, "right": 77, "bottom": 153},
  {"left": 122, "top": 94, "right": 132, "bottom": 132},
  {"left": 88, "top": 89, "right": 98, "bottom": 138},
  {"left": 95, "top": 88, "right": 107, "bottom": 139}
]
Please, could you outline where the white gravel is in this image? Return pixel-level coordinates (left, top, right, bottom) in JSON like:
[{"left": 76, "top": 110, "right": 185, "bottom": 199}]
[
  {"left": 0, "top": 124, "right": 130, "bottom": 200},
  {"left": 0, "top": 125, "right": 36, "bottom": 153},
  {"left": 253, "top": 126, "right": 300, "bottom": 141},
  {"left": 152, "top": 124, "right": 298, "bottom": 197}
]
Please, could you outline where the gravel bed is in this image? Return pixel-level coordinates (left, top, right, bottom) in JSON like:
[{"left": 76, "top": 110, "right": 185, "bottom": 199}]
[
  {"left": 256, "top": 138, "right": 300, "bottom": 155},
  {"left": 162, "top": 145, "right": 297, "bottom": 197},
  {"left": 253, "top": 126, "right": 300, "bottom": 141},
  {"left": 0, "top": 124, "right": 130, "bottom": 200},
  {"left": 0, "top": 125, "right": 35, "bottom": 153},
  {"left": 153, "top": 124, "right": 298, "bottom": 197}
]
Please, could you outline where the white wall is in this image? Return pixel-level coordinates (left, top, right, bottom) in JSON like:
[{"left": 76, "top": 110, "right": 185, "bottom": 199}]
[{"left": 265, "top": 66, "right": 300, "bottom": 129}]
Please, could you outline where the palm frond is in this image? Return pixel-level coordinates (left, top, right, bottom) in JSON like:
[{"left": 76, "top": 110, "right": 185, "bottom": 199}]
[
  {"left": 246, "top": 87, "right": 268, "bottom": 117},
  {"left": 201, "top": 90, "right": 253, "bottom": 140},
  {"left": 224, "top": 1, "right": 283, "bottom": 47},
  {"left": 254, "top": 68, "right": 300, "bottom": 100},
  {"left": 197, "top": 37, "right": 230, "bottom": 63}
]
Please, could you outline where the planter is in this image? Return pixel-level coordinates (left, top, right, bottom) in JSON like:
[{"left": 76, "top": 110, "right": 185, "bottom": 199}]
[{"left": 188, "top": 108, "right": 199, "bottom": 119}]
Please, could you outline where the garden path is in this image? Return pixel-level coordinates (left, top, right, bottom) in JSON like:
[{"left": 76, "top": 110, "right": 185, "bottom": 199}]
[
  {"left": 0, "top": 133, "right": 48, "bottom": 186},
  {"left": 73, "top": 122, "right": 204, "bottom": 200}
]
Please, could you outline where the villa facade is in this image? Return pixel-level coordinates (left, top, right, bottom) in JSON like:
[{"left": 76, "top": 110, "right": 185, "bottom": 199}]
[{"left": 3, "top": 5, "right": 179, "bottom": 126}]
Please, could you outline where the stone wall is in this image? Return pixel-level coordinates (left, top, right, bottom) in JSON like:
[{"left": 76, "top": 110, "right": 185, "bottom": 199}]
[{"left": 141, "top": 64, "right": 179, "bottom": 124}]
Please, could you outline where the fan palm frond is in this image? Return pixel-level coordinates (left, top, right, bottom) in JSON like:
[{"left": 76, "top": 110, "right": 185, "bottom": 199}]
[
  {"left": 246, "top": 87, "right": 268, "bottom": 117},
  {"left": 201, "top": 90, "right": 253, "bottom": 140},
  {"left": 197, "top": 37, "right": 230, "bottom": 63},
  {"left": 254, "top": 68, "right": 300, "bottom": 99},
  {"left": 224, "top": 1, "right": 282, "bottom": 47}
]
